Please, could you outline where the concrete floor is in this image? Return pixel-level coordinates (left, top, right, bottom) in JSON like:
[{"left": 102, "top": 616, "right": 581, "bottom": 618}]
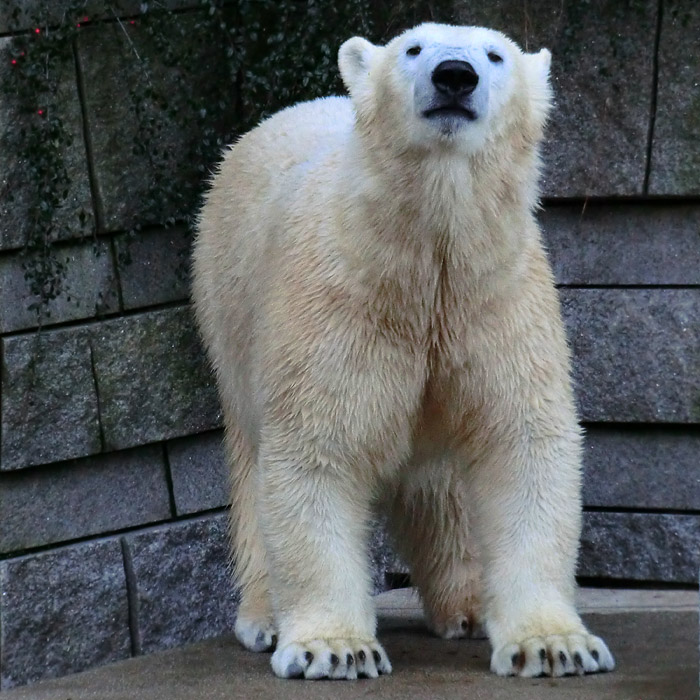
[{"left": 3, "top": 588, "right": 697, "bottom": 700}]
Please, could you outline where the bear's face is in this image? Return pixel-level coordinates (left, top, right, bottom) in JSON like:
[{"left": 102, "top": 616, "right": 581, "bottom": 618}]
[{"left": 339, "top": 23, "right": 552, "bottom": 156}]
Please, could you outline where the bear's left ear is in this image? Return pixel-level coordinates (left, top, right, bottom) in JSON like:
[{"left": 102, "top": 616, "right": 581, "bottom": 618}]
[
  {"left": 527, "top": 48, "right": 552, "bottom": 88},
  {"left": 339, "top": 37, "right": 379, "bottom": 97},
  {"left": 524, "top": 48, "right": 553, "bottom": 123}
]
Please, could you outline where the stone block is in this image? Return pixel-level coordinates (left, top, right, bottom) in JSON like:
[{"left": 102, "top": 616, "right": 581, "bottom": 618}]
[
  {"left": 0, "top": 539, "right": 130, "bottom": 689},
  {"left": 1, "top": 328, "right": 101, "bottom": 470},
  {"left": 452, "top": 0, "right": 656, "bottom": 197},
  {"left": 123, "top": 514, "right": 238, "bottom": 654},
  {"left": 167, "top": 430, "right": 228, "bottom": 516},
  {"left": 90, "top": 306, "right": 221, "bottom": 451},
  {"left": 0, "top": 36, "right": 93, "bottom": 251},
  {"left": 562, "top": 289, "right": 700, "bottom": 422},
  {"left": 583, "top": 427, "right": 700, "bottom": 511},
  {"left": 76, "top": 13, "right": 238, "bottom": 232},
  {"left": 115, "top": 227, "right": 190, "bottom": 310},
  {"left": 0, "top": 445, "right": 171, "bottom": 554},
  {"left": 541, "top": 203, "right": 700, "bottom": 286},
  {"left": 648, "top": 1, "right": 700, "bottom": 194},
  {"left": 0, "top": 240, "right": 119, "bottom": 333},
  {"left": 579, "top": 512, "right": 700, "bottom": 584}
]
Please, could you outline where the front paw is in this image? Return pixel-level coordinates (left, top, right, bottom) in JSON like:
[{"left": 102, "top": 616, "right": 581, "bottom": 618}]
[
  {"left": 271, "top": 638, "right": 392, "bottom": 680},
  {"left": 491, "top": 632, "right": 614, "bottom": 677}
]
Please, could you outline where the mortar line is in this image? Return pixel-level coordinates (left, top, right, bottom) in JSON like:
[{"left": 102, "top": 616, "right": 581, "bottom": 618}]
[
  {"left": 557, "top": 283, "right": 700, "bottom": 290},
  {"left": 0, "top": 298, "right": 190, "bottom": 340},
  {"left": 0, "top": 506, "right": 228, "bottom": 561},
  {"left": 72, "top": 37, "right": 104, "bottom": 233},
  {"left": 643, "top": 0, "right": 664, "bottom": 193},
  {"left": 540, "top": 195, "right": 700, "bottom": 207},
  {"left": 71, "top": 35, "right": 129, "bottom": 321},
  {"left": 161, "top": 442, "right": 179, "bottom": 518},
  {"left": 576, "top": 576, "right": 698, "bottom": 591},
  {"left": 0, "top": 3, "right": 205, "bottom": 41},
  {"left": 88, "top": 340, "right": 106, "bottom": 453},
  {"left": 120, "top": 536, "right": 141, "bottom": 657},
  {"left": 0, "top": 338, "right": 3, "bottom": 468},
  {"left": 584, "top": 505, "right": 700, "bottom": 517},
  {"left": 108, "top": 236, "right": 126, "bottom": 312},
  {"left": 0, "top": 220, "right": 191, "bottom": 257},
  {"left": 581, "top": 421, "right": 700, "bottom": 433}
]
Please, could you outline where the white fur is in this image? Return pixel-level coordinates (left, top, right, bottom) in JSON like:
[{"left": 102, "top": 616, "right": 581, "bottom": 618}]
[{"left": 192, "top": 22, "right": 614, "bottom": 680}]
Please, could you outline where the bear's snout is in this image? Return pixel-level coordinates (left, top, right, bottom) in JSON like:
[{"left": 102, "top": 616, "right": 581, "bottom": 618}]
[{"left": 431, "top": 60, "right": 479, "bottom": 97}]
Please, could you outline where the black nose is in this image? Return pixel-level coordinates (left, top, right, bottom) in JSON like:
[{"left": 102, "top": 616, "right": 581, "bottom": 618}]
[{"left": 431, "top": 60, "right": 479, "bottom": 96}]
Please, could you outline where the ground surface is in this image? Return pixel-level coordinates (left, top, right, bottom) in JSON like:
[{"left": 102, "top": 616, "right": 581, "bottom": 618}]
[{"left": 2, "top": 588, "right": 697, "bottom": 700}]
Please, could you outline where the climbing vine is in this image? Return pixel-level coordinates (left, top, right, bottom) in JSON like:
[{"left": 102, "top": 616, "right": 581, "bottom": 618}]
[{"left": 0, "top": 0, "right": 455, "bottom": 312}]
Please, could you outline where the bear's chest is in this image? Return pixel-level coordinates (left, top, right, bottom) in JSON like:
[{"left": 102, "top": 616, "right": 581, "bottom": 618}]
[{"left": 410, "top": 268, "right": 507, "bottom": 453}]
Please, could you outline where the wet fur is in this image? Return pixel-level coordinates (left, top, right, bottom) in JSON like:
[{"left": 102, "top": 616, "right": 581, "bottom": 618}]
[{"left": 192, "top": 22, "right": 613, "bottom": 680}]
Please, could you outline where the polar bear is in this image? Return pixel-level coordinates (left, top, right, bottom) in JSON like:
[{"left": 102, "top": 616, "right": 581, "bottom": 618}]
[{"left": 192, "top": 22, "right": 615, "bottom": 681}]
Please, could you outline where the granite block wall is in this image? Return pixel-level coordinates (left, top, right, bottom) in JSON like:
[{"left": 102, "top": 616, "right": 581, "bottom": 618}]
[{"left": 0, "top": 0, "right": 698, "bottom": 689}]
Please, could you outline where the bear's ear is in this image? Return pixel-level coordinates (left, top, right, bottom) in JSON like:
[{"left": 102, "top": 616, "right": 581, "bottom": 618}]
[
  {"left": 527, "top": 48, "right": 552, "bottom": 88},
  {"left": 339, "top": 37, "right": 378, "bottom": 97},
  {"left": 524, "top": 47, "right": 553, "bottom": 122}
]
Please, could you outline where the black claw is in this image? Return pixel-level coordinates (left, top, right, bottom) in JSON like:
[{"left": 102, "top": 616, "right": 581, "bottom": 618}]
[
  {"left": 574, "top": 652, "right": 583, "bottom": 667},
  {"left": 330, "top": 653, "right": 339, "bottom": 666},
  {"left": 539, "top": 648, "right": 546, "bottom": 662},
  {"left": 461, "top": 619, "right": 469, "bottom": 631},
  {"left": 271, "top": 634, "right": 278, "bottom": 649},
  {"left": 347, "top": 653, "right": 354, "bottom": 665},
  {"left": 286, "top": 662, "right": 304, "bottom": 678},
  {"left": 304, "top": 651, "right": 314, "bottom": 665},
  {"left": 559, "top": 651, "right": 567, "bottom": 666},
  {"left": 511, "top": 652, "right": 520, "bottom": 667},
  {"left": 591, "top": 649, "right": 599, "bottom": 662},
  {"left": 358, "top": 650, "right": 366, "bottom": 662},
  {"left": 372, "top": 650, "right": 381, "bottom": 664}
]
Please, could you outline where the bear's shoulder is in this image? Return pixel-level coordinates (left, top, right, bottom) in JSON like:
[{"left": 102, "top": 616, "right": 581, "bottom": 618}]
[
  {"left": 216, "top": 96, "right": 355, "bottom": 188},
  {"left": 243, "top": 96, "right": 355, "bottom": 156}
]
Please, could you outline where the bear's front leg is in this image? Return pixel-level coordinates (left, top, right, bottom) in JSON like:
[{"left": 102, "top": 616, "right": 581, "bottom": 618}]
[
  {"left": 468, "top": 428, "right": 615, "bottom": 677},
  {"left": 258, "top": 434, "right": 392, "bottom": 680},
  {"left": 459, "top": 263, "right": 614, "bottom": 678}
]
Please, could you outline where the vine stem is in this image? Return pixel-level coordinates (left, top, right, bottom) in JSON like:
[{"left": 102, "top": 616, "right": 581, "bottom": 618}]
[{"left": 111, "top": 8, "right": 142, "bottom": 62}]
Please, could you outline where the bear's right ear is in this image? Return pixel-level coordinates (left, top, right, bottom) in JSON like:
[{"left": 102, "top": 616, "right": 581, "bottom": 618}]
[{"left": 338, "top": 37, "right": 378, "bottom": 97}]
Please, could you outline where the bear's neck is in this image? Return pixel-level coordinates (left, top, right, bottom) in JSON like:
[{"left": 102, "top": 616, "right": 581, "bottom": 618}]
[{"left": 337, "top": 132, "right": 543, "bottom": 300}]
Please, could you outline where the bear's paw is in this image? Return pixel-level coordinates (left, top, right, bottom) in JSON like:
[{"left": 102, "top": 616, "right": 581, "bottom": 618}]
[
  {"left": 491, "top": 633, "right": 615, "bottom": 677},
  {"left": 428, "top": 611, "right": 486, "bottom": 640},
  {"left": 271, "top": 638, "right": 392, "bottom": 680},
  {"left": 235, "top": 615, "right": 278, "bottom": 653}
]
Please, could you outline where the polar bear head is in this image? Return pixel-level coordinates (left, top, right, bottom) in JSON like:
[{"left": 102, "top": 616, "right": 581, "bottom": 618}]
[{"left": 339, "top": 23, "right": 552, "bottom": 157}]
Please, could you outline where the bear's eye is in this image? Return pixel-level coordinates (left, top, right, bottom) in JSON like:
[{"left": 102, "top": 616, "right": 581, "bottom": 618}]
[
  {"left": 488, "top": 51, "right": 503, "bottom": 63},
  {"left": 406, "top": 45, "right": 422, "bottom": 57}
]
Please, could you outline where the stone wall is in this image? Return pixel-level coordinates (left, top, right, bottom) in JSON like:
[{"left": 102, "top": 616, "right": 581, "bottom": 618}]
[{"left": 1, "top": 0, "right": 699, "bottom": 689}]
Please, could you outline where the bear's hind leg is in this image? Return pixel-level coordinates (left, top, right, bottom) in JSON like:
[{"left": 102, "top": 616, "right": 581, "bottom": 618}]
[
  {"left": 387, "top": 464, "right": 483, "bottom": 639},
  {"left": 226, "top": 423, "right": 277, "bottom": 653}
]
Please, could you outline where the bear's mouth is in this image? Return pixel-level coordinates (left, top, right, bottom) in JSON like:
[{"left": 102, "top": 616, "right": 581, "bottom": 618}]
[{"left": 423, "top": 105, "right": 477, "bottom": 121}]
